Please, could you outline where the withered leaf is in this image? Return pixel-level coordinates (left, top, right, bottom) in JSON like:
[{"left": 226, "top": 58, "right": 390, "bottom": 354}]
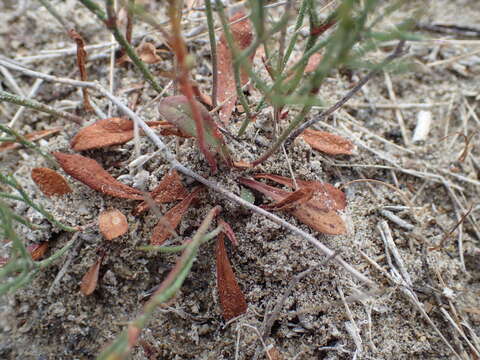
[
  {"left": 0, "top": 128, "right": 61, "bottom": 153},
  {"left": 117, "top": 42, "right": 162, "bottom": 65},
  {"left": 53, "top": 152, "right": 143, "bottom": 200},
  {"left": 71, "top": 118, "right": 163, "bottom": 151},
  {"left": 300, "top": 129, "right": 354, "bottom": 156},
  {"left": 219, "top": 219, "right": 238, "bottom": 247},
  {"left": 133, "top": 170, "right": 188, "bottom": 216},
  {"left": 158, "top": 96, "right": 232, "bottom": 167},
  {"left": 217, "top": 11, "right": 254, "bottom": 125},
  {"left": 80, "top": 256, "right": 103, "bottom": 296},
  {"left": 68, "top": 29, "right": 92, "bottom": 112},
  {"left": 31, "top": 168, "right": 72, "bottom": 197},
  {"left": 262, "top": 187, "right": 315, "bottom": 211},
  {"left": 99, "top": 209, "right": 128, "bottom": 240},
  {"left": 150, "top": 187, "right": 204, "bottom": 245},
  {"left": 216, "top": 234, "right": 247, "bottom": 321},
  {"left": 253, "top": 173, "right": 346, "bottom": 211},
  {"left": 239, "top": 177, "right": 346, "bottom": 235},
  {"left": 27, "top": 242, "right": 49, "bottom": 261}
]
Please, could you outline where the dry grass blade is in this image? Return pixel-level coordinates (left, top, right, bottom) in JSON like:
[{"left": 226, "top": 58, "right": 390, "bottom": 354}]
[
  {"left": 0, "top": 128, "right": 61, "bottom": 153},
  {"left": 150, "top": 187, "right": 204, "bottom": 245},
  {"left": 239, "top": 177, "right": 346, "bottom": 235},
  {"left": 216, "top": 11, "right": 254, "bottom": 125},
  {"left": 71, "top": 118, "right": 162, "bottom": 151},
  {"left": 216, "top": 233, "right": 247, "bottom": 321},
  {"left": 68, "top": 29, "right": 93, "bottom": 112},
  {"left": 53, "top": 152, "right": 143, "bottom": 200},
  {"left": 98, "top": 208, "right": 129, "bottom": 241},
  {"left": 80, "top": 256, "right": 103, "bottom": 296},
  {"left": 300, "top": 129, "right": 354, "bottom": 155},
  {"left": 31, "top": 167, "right": 72, "bottom": 197},
  {"left": 133, "top": 170, "right": 188, "bottom": 216}
]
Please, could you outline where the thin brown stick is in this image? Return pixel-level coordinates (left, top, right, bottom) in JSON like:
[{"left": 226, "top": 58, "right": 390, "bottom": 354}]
[{"left": 68, "top": 29, "right": 93, "bottom": 112}]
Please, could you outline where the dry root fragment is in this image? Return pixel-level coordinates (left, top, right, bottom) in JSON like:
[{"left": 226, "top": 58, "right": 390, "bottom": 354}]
[
  {"left": 98, "top": 209, "right": 128, "bottom": 241},
  {"left": 216, "top": 233, "right": 247, "bottom": 321},
  {"left": 31, "top": 168, "right": 72, "bottom": 197},
  {"left": 133, "top": 170, "right": 188, "bottom": 216},
  {"left": 80, "top": 256, "right": 103, "bottom": 296},
  {"left": 300, "top": 129, "right": 354, "bottom": 155},
  {"left": 150, "top": 187, "right": 204, "bottom": 245},
  {"left": 54, "top": 152, "right": 144, "bottom": 200}
]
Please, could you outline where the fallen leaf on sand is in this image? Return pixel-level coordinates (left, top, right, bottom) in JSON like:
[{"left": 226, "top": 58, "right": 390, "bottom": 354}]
[
  {"left": 216, "top": 233, "right": 247, "bottom": 320},
  {"left": 31, "top": 168, "right": 72, "bottom": 197},
  {"left": 53, "top": 152, "right": 143, "bottom": 200},
  {"left": 99, "top": 209, "right": 128, "bottom": 240},
  {"left": 150, "top": 187, "right": 204, "bottom": 245},
  {"left": 216, "top": 11, "right": 254, "bottom": 125},
  {"left": 133, "top": 170, "right": 189, "bottom": 216},
  {"left": 300, "top": 129, "right": 354, "bottom": 155},
  {"left": 239, "top": 176, "right": 346, "bottom": 235},
  {"left": 80, "top": 256, "right": 103, "bottom": 296},
  {"left": 27, "top": 242, "right": 49, "bottom": 261}
]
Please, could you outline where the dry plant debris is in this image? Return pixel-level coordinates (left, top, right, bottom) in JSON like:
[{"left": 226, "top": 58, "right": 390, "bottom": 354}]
[
  {"left": 216, "top": 11, "right": 254, "bottom": 125},
  {"left": 117, "top": 42, "right": 162, "bottom": 65},
  {"left": 31, "top": 167, "right": 72, "bottom": 197},
  {"left": 27, "top": 242, "right": 49, "bottom": 261},
  {"left": 68, "top": 29, "right": 93, "bottom": 112},
  {"left": 0, "top": 128, "right": 61, "bottom": 153},
  {"left": 98, "top": 209, "right": 129, "bottom": 241},
  {"left": 71, "top": 117, "right": 162, "bottom": 151},
  {"left": 215, "top": 233, "right": 247, "bottom": 321},
  {"left": 80, "top": 256, "right": 103, "bottom": 296},
  {"left": 300, "top": 128, "right": 354, "bottom": 155},
  {"left": 53, "top": 152, "right": 144, "bottom": 200}
]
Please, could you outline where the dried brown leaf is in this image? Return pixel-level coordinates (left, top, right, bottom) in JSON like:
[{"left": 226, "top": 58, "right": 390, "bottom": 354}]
[
  {"left": 300, "top": 129, "right": 354, "bottom": 155},
  {"left": 71, "top": 118, "right": 163, "bottom": 151},
  {"left": 150, "top": 187, "right": 204, "bottom": 245},
  {"left": 137, "top": 42, "right": 162, "bottom": 64},
  {"left": 219, "top": 219, "right": 238, "bottom": 247},
  {"left": 217, "top": 11, "right": 254, "bottom": 125},
  {"left": 68, "top": 29, "right": 92, "bottom": 112},
  {"left": 27, "top": 242, "right": 49, "bottom": 261},
  {"left": 31, "top": 168, "right": 72, "bottom": 197},
  {"left": 80, "top": 256, "right": 102, "bottom": 296},
  {"left": 133, "top": 170, "right": 188, "bottom": 216},
  {"left": 99, "top": 209, "right": 128, "bottom": 240},
  {"left": 0, "top": 128, "right": 61, "bottom": 153},
  {"left": 239, "top": 177, "right": 346, "bottom": 235},
  {"left": 262, "top": 187, "right": 314, "bottom": 211},
  {"left": 53, "top": 152, "right": 143, "bottom": 200},
  {"left": 216, "top": 234, "right": 247, "bottom": 321},
  {"left": 266, "top": 345, "right": 284, "bottom": 360}
]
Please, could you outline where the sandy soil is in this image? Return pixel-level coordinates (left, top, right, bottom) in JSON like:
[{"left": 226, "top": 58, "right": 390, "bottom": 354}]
[{"left": 1, "top": 0, "right": 479, "bottom": 359}]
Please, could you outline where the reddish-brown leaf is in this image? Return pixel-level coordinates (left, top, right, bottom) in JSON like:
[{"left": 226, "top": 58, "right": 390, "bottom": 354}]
[
  {"left": 133, "top": 170, "right": 188, "bottom": 216},
  {"left": 300, "top": 129, "right": 354, "bottom": 155},
  {"left": 53, "top": 152, "right": 143, "bottom": 200},
  {"left": 219, "top": 219, "right": 238, "bottom": 247},
  {"left": 253, "top": 173, "right": 347, "bottom": 211},
  {"left": 150, "top": 187, "right": 204, "bottom": 245},
  {"left": 27, "top": 242, "right": 49, "bottom": 261},
  {"left": 216, "top": 234, "right": 247, "bottom": 321},
  {"left": 80, "top": 256, "right": 102, "bottom": 296},
  {"left": 71, "top": 118, "right": 163, "bottom": 151},
  {"left": 0, "top": 128, "right": 61, "bottom": 153},
  {"left": 262, "top": 187, "right": 315, "bottom": 211},
  {"left": 239, "top": 177, "right": 346, "bottom": 235},
  {"left": 217, "top": 11, "right": 254, "bottom": 125},
  {"left": 266, "top": 345, "right": 284, "bottom": 360},
  {"left": 98, "top": 209, "right": 129, "bottom": 240},
  {"left": 68, "top": 29, "right": 93, "bottom": 112},
  {"left": 31, "top": 168, "right": 72, "bottom": 197}
]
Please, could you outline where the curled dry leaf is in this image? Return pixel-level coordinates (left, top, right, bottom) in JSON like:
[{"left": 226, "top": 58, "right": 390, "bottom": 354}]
[
  {"left": 217, "top": 11, "right": 254, "bottom": 125},
  {"left": 98, "top": 209, "right": 128, "bottom": 240},
  {"left": 239, "top": 176, "right": 346, "bottom": 235},
  {"left": 31, "top": 168, "right": 72, "bottom": 197},
  {"left": 0, "top": 128, "right": 61, "bottom": 153},
  {"left": 53, "top": 152, "right": 143, "bottom": 200},
  {"left": 27, "top": 242, "right": 49, "bottom": 261},
  {"left": 133, "top": 170, "right": 188, "bottom": 216},
  {"left": 80, "top": 256, "right": 103, "bottom": 296},
  {"left": 117, "top": 42, "right": 162, "bottom": 65},
  {"left": 158, "top": 95, "right": 232, "bottom": 168},
  {"left": 150, "top": 187, "right": 204, "bottom": 245},
  {"left": 71, "top": 117, "right": 163, "bottom": 151},
  {"left": 262, "top": 187, "right": 315, "bottom": 211},
  {"left": 216, "top": 233, "right": 247, "bottom": 321},
  {"left": 300, "top": 129, "right": 354, "bottom": 155}
]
